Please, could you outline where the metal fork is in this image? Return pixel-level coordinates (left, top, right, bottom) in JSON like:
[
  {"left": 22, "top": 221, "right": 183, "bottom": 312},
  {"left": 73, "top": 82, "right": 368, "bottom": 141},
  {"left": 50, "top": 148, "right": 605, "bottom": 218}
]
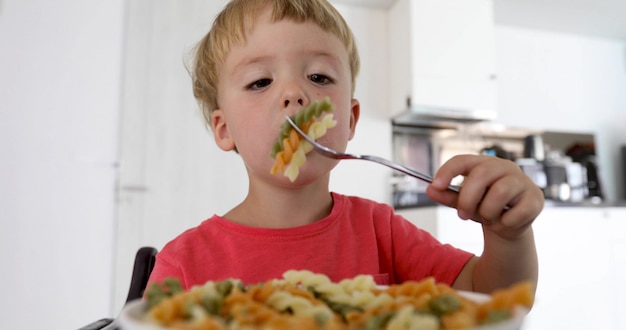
[{"left": 285, "top": 115, "right": 461, "bottom": 193}]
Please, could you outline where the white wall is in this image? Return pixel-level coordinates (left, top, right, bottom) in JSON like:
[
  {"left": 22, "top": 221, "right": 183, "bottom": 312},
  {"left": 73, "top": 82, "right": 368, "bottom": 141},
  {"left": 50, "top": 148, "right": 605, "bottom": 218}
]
[
  {"left": 494, "top": 26, "right": 626, "bottom": 201},
  {"left": 331, "top": 4, "right": 393, "bottom": 203},
  {"left": 0, "top": 1, "right": 123, "bottom": 329}
]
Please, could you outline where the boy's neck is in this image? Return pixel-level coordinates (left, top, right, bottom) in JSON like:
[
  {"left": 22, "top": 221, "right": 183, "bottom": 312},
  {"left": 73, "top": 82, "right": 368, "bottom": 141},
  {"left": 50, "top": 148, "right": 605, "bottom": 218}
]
[{"left": 222, "top": 179, "right": 334, "bottom": 229}]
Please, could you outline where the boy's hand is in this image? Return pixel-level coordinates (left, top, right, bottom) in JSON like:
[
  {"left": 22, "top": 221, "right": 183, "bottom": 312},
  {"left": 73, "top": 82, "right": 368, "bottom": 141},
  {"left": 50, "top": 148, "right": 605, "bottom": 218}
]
[{"left": 426, "top": 155, "right": 544, "bottom": 240}]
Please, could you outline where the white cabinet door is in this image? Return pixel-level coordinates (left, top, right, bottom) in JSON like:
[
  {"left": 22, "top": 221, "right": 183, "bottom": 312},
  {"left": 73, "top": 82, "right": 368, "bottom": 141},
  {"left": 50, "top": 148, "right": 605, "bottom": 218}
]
[
  {"left": 524, "top": 208, "right": 613, "bottom": 330},
  {"left": 395, "top": 207, "right": 439, "bottom": 237},
  {"left": 435, "top": 207, "right": 484, "bottom": 255},
  {"left": 608, "top": 208, "right": 626, "bottom": 330},
  {"left": 114, "top": 0, "right": 242, "bottom": 315},
  {"left": 430, "top": 206, "right": 622, "bottom": 329},
  {"left": 389, "top": 0, "right": 497, "bottom": 119}
]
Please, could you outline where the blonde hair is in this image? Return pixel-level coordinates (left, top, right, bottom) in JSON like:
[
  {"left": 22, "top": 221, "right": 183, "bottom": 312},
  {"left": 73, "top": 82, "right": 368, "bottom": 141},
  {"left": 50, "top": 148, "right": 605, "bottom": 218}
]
[{"left": 191, "top": 0, "right": 360, "bottom": 127}]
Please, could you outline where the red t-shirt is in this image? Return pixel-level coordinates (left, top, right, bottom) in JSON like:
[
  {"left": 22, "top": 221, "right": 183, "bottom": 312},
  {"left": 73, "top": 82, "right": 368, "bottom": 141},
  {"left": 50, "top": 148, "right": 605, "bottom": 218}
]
[{"left": 147, "top": 193, "right": 473, "bottom": 289}]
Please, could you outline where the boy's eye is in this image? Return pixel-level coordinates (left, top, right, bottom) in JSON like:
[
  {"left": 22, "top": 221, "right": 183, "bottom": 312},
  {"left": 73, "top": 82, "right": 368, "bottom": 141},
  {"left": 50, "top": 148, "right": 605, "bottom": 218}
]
[
  {"left": 309, "top": 74, "right": 333, "bottom": 85},
  {"left": 246, "top": 78, "right": 272, "bottom": 90}
]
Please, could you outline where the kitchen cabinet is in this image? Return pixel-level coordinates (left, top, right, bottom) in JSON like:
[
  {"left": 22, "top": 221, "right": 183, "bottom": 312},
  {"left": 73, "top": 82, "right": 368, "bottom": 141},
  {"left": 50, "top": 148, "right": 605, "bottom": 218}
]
[
  {"left": 389, "top": 0, "right": 497, "bottom": 120},
  {"left": 397, "top": 206, "right": 626, "bottom": 329}
]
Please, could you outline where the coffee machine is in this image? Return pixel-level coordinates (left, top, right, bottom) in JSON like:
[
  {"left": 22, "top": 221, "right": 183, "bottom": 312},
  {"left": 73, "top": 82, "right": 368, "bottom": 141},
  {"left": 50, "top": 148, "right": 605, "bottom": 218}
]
[
  {"left": 565, "top": 143, "right": 603, "bottom": 202},
  {"left": 519, "top": 135, "right": 601, "bottom": 203}
]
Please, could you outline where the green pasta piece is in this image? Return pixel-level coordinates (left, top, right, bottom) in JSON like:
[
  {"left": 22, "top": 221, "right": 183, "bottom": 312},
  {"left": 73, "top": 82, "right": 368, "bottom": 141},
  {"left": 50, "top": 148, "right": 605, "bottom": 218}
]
[
  {"left": 144, "top": 277, "right": 184, "bottom": 309},
  {"left": 269, "top": 97, "right": 334, "bottom": 159},
  {"left": 428, "top": 294, "right": 462, "bottom": 316},
  {"left": 482, "top": 309, "right": 512, "bottom": 324},
  {"left": 363, "top": 311, "right": 396, "bottom": 330}
]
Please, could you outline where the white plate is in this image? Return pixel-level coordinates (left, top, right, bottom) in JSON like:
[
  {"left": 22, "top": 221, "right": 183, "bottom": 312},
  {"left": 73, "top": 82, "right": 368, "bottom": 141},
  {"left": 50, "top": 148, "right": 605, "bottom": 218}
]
[
  {"left": 118, "top": 300, "right": 166, "bottom": 330},
  {"left": 118, "top": 293, "right": 527, "bottom": 330}
]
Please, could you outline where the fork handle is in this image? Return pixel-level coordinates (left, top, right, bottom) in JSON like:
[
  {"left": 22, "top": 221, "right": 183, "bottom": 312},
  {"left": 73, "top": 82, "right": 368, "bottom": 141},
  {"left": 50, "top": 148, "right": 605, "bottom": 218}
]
[
  {"left": 363, "top": 155, "right": 511, "bottom": 211},
  {"left": 360, "top": 155, "right": 460, "bottom": 193}
]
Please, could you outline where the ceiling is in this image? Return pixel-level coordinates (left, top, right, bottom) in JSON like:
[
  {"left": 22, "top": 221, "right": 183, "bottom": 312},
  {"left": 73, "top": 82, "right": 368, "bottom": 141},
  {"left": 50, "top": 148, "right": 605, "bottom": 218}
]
[{"left": 332, "top": 0, "right": 626, "bottom": 41}]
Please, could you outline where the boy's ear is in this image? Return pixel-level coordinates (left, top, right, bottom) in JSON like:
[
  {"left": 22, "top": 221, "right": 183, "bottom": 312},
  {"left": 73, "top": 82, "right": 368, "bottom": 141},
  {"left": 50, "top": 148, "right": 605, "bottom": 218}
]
[
  {"left": 211, "top": 109, "right": 236, "bottom": 151},
  {"left": 348, "top": 98, "right": 360, "bottom": 140}
]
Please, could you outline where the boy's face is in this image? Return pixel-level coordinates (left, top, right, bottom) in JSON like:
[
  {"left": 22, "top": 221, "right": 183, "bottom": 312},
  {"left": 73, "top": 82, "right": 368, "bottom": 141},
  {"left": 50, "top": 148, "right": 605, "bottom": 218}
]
[{"left": 211, "top": 8, "right": 360, "bottom": 184}]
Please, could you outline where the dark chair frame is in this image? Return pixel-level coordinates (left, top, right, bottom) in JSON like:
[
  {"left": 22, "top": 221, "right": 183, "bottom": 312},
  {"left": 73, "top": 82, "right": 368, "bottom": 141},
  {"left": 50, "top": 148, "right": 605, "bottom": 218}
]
[{"left": 125, "top": 246, "right": 158, "bottom": 303}]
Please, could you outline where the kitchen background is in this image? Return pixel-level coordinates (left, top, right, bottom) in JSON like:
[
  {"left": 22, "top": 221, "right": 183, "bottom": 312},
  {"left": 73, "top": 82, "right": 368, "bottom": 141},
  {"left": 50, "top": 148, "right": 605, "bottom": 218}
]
[{"left": 1, "top": 0, "right": 626, "bottom": 329}]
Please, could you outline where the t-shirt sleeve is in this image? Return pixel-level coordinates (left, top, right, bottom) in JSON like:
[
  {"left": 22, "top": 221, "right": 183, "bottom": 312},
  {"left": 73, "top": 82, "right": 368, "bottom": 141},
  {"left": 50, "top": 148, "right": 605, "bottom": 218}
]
[
  {"left": 390, "top": 213, "right": 474, "bottom": 285},
  {"left": 145, "top": 250, "right": 187, "bottom": 294}
]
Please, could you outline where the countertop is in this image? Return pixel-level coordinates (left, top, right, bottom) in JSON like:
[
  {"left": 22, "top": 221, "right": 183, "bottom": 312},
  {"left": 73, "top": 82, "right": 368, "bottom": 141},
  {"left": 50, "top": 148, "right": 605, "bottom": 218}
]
[
  {"left": 396, "top": 199, "right": 626, "bottom": 210},
  {"left": 543, "top": 199, "right": 626, "bottom": 208}
]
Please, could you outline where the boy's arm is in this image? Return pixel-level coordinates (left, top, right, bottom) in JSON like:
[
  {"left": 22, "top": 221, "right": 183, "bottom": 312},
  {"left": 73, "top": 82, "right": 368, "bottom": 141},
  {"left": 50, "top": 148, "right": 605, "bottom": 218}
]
[
  {"left": 451, "top": 228, "right": 538, "bottom": 293},
  {"left": 426, "top": 155, "right": 543, "bottom": 293}
]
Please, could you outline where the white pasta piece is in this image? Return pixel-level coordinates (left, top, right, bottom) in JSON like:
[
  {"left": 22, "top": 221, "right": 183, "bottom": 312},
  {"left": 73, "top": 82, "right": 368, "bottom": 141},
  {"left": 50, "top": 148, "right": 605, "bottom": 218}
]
[
  {"left": 299, "top": 139, "right": 313, "bottom": 154},
  {"left": 364, "top": 293, "right": 394, "bottom": 309},
  {"left": 326, "top": 293, "right": 353, "bottom": 305},
  {"left": 386, "top": 306, "right": 439, "bottom": 330},
  {"left": 348, "top": 290, "right": 377, "bottom": 307},
  {"left": 282, "top": 269, "right": 310, "bottom": 283},
  {"left": 283, "top": 270, "right": 332, "bottom": 287},
  {"left": 284, "top": 164, "right": 299, "bottom": 182},
  {"left": 320, "top": 113, "right": 337, "bottom": 129},
  {"left": 299, "top": 305, "right": 334, "bottom": 320},
  {"left": 192, "top": 281, "right": 218, "bottom": 296},
  {"left": 284, "top": 148, "right": 306, "bottom": 181},
  {"left": 266, "top": 291, "right": 334, "bottom": 321},
  {"left": 267, "top": 291, "right": 313, "bottom": 313},
  {"left": 307, "top": 114, "right": 336, "bottom": 139},
  {"left": 385, "top": 306, "right": 413, "bottom": 330},
  {"left": 339, "top": 275, "right": 376, "bottom": 293},
  {"left": 290, "top": 148, "right": 306, "bottom": 168},
  {"left": 186, "top": 304, "right": 208, "bottom": 322},
  {"left": 312, "top": 282, "right": 344, "bottom": 297},
  {"left": 309, "top": 121, "right": 327, "bottom": 139}
]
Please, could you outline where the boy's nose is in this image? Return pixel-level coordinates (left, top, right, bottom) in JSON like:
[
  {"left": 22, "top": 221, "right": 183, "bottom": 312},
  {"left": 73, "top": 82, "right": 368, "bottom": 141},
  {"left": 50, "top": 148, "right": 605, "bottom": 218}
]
[
  {"left": 281, "top": 83, "right": 309, "bottom": 110},
  {"left": 284, "top": 98, "right": 304, "bottom": 107}
]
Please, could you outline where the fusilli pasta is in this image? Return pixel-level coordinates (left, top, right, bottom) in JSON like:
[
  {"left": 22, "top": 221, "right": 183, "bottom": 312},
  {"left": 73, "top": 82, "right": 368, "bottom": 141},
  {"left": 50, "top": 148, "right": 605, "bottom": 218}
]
[
  {"left": 270, "top": 97, "right": 337, "bottom": 182},
  {"left": 144, "top": 270, "right": 534, "bottom": 330}
]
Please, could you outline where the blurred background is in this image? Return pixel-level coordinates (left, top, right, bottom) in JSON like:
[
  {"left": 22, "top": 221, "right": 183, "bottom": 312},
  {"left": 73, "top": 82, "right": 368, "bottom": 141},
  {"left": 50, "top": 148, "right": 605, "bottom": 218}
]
[{"left": 1, "top": 0, "right": 625, "bottom": 329}]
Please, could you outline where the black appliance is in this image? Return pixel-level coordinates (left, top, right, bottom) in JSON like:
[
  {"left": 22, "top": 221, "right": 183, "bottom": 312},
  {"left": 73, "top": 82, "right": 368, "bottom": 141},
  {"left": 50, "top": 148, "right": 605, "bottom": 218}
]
[{"left": 566, "top": 143, "right": 603, "bottom": 201}]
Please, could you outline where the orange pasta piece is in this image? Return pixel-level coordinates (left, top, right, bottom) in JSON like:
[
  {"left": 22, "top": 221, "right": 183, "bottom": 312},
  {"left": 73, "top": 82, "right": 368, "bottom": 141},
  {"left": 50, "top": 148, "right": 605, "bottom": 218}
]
[
  {"left": 270, "top": 118, "right": 319, "bottom": 177},
  {"left": 271, "top": 154, "right": 286, "bottom": 174}
]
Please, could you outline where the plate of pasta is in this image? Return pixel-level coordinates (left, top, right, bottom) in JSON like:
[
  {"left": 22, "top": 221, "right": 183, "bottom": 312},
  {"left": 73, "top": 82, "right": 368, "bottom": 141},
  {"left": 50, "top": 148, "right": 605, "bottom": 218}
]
[{"left": 118, "top": 270, "right": 533, "bottom": 330}]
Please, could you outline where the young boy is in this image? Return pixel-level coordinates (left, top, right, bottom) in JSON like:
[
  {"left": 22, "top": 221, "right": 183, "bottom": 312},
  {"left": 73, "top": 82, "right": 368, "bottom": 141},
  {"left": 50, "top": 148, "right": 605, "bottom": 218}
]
[{"left": 147, "top": 0, "right": 542, "bottom": 295}]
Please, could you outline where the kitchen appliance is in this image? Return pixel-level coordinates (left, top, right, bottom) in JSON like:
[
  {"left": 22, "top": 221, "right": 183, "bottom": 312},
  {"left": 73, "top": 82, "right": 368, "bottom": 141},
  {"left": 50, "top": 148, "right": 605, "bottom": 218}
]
[
  {"left": 523, "top": 134, "right": 545, "bottom": 161},
  {"left": 542, "top": 150, "right": 591, "bottom": 202},
  {"left": 565, "top": 143, "right": 603, "bottom": 201},
  {"left": 516, "top": 158, "right": 547, "bottom": 190},
  {"left": 390, "top": 127, "right": 434, "bottom": 208},
  {"left": 543, "top": 160, "right": 569, "bottom": 201},
  {"left": 564, "top": 162, "right": 588, "bottom": 202}
]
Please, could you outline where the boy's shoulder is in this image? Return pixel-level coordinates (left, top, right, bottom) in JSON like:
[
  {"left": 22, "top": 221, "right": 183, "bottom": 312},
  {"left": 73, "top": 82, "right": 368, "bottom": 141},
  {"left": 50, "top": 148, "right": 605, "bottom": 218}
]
[
  {"left": 160, "top": 215, "right": 221, "bottom": 251},
  {"left": 334, "top": 192, "right": 396, "bottom": 215}
]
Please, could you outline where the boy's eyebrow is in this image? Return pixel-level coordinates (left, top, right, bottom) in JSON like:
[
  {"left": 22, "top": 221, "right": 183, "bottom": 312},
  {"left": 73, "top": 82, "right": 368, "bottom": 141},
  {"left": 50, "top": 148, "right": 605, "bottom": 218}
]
[
  {"left": 232, "top": 51, "right": 344, "bottom": 74},
  {"left": 231, "top": 55, "right": 272, "bottom": 74},
  {"left": 310, "top": 51, "right": 343, "bottom": 63}
]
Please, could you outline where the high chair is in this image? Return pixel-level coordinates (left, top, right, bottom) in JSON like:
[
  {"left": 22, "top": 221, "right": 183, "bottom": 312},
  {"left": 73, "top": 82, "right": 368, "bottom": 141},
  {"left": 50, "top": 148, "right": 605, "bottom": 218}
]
[{"left": 77, "top": 246, "right": 158, "bottom": 330}]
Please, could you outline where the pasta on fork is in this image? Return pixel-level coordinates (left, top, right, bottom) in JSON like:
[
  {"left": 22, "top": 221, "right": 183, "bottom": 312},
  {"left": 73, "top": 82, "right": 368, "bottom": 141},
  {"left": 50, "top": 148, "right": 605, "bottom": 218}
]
[{"left": 270, "top": 97, "right": 337, "bottom": 182}]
